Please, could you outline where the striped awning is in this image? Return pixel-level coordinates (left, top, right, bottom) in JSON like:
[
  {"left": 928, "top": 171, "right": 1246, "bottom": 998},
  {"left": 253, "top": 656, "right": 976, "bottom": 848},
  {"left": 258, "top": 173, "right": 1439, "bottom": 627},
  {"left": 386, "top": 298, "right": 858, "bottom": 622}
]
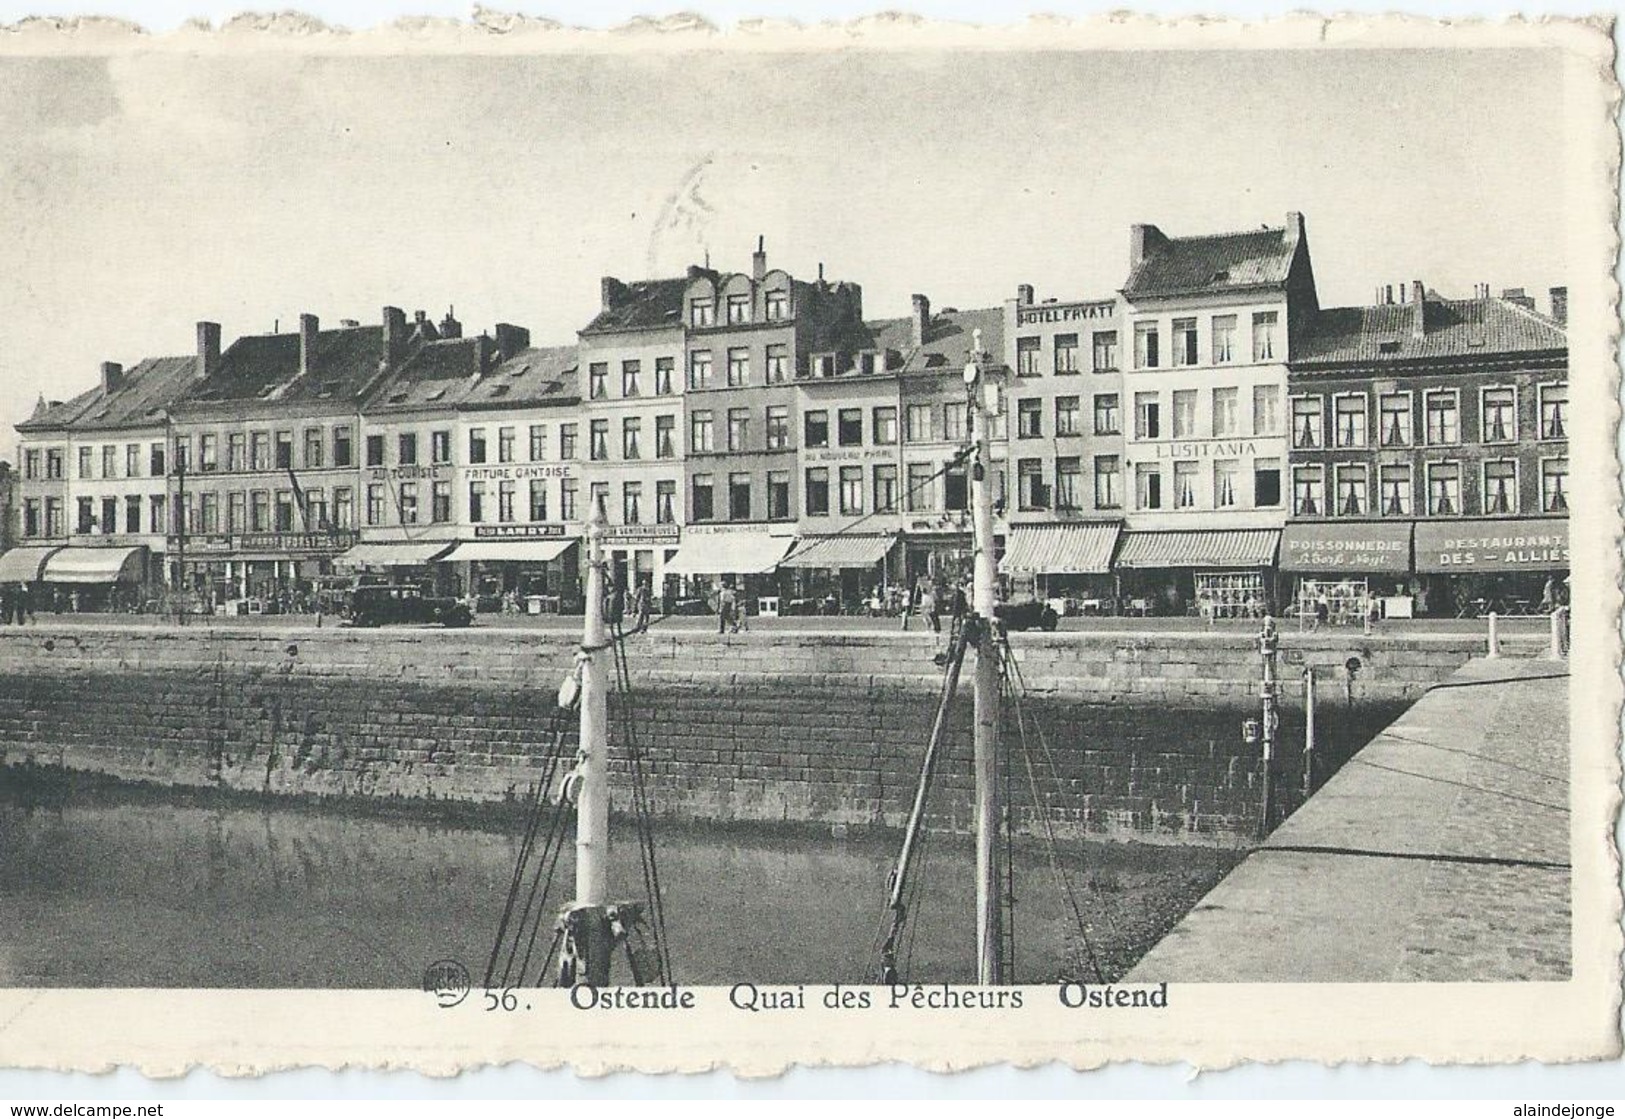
[
  {"left": 1115, "top": 529, "right": 1281, "bottom": 570},
  {"left": 41, "top": 546, "right": 147, "bottom": 584},
  {"left": 334, "top": 541, "right": 455, "bottom": 567},
  {"left": 778, "top": 534, "right": 898, "bottom": 570},
  {"left": 999, "top": 523, "right": 1121, "bottom": 575},
  {"left": 440, "top": 539, "right": 578, "bottom": 564},
  {"left": 664, "top": 531, "right": 792, "bottom": 576},
  {"left": 0, "top": 545, "right": 64, "bottom": 583}
]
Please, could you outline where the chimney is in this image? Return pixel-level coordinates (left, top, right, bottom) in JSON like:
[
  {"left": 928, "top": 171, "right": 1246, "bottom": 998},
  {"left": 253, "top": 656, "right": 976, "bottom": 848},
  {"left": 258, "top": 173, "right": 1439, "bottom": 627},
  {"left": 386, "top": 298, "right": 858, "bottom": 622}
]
[
  {"left": 379, "top": 305, "right": 407, "bottom": 365},
  {"left": 494, "top": 322, "right": 530, "bottom": 361},
  {"left": 195, "top": 321, "right": 221, "bottom": 381},
  {"left": 1016, "top": 283, "right": 1035, "bottom": 307},
  {"left": 474, "top": 332, "right": 496, "bottom": 375},
  {"left": 1384, "top": 284, "right": 1394, "bottom": 305},
  {"left": 439, "top": 306, "right": 463, "bottom": 340},
  {"left": 99, "top": 361, "right": 124, "bottom": 395},
  {"left": 1129, "top": 223, "right": 1168, "bottom": 269},
  {"left": 1500, "top": 287, "right": 1536, "bottom": 311},
  {"left": 1285, "top": 210, "right": 1306, "bottom": 243},
  {"left": 1550, "top": 286, "right": 1568, "bottom": 325},
  {"left": 1411, "top": 280, "right": 1428, "bottom": 340},
  {"left": 752, "top": 235, "right": 767, "bottom": 282},
  {"left": 910, "top": 294, "right": 931, "bottom": 349},
  {"left": 298, "top": 313, "right": 320, "bottom": 377},
  {"left": 339, "top": 318, "right": 360, "bottom": 329},
  {"left": 600, "top": 276, "right": 629, "bottom": 313}
]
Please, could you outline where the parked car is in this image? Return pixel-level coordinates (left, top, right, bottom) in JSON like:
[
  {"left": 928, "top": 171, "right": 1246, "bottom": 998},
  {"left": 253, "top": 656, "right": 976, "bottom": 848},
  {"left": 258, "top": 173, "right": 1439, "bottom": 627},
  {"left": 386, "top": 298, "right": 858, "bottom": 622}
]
[
  {"left": 995, "top": 599, "right": 1060, "bottom": 632},
  {"left": 347, "top": 584, "right": 473, "bottom": 628}
]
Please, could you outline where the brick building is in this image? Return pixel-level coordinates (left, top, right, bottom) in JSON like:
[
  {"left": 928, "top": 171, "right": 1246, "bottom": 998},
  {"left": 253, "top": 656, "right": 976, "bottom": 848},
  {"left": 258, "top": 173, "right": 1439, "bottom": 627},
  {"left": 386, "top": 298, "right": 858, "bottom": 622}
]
[{"left": 1284, "top": 283, "right": 1568, "bottom": 619}]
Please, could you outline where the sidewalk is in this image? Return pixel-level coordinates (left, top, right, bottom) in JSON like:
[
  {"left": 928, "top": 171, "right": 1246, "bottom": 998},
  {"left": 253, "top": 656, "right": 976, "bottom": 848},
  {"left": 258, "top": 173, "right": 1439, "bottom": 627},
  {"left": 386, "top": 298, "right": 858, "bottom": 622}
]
[{"left": 1126, "top": 656, "right": 1571, "bottom": 982}]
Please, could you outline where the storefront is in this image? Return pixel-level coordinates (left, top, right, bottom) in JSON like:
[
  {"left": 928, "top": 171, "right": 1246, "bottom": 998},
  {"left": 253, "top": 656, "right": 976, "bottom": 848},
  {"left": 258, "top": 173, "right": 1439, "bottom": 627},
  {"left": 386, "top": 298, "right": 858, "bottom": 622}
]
[
  {"left": 1114, "top": 529, "right": 1282, "bottom": 618},
  {"left": 0, "top": 544, "right": 64, "bottom": 586},
  {"left": 1279, "top": 521, "right": 1415, "bottom": 624},
  {"left": 663, "top": 527, "right": 793, "bottom": 613},
  {"left": 178, "top": 531, "right": 362, "bottom": 611},
  {"left": 1413, "top": 519, "right": 1569, "bottom": 617},
  {"left": 999, "top": 522, "right": 1121, "bottom": 611},
  {"left": 39, "top": 545, "right": 149, "bottom": 612},
  {"left": 334, "top": 539, "right": 456, "bottom": 597},
  {"left": 440, "top": 528, "right": 581, "bottom": 614},
  {"left": 598, "top": 524, "right": 681, "bottom": 607},
  {"left": 777, "top": 534, "right": 901, "bottom": 614}
]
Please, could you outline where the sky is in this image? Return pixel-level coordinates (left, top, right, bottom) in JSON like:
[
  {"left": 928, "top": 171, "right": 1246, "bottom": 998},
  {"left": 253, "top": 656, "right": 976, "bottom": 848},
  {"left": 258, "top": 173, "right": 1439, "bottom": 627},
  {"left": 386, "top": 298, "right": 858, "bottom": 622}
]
[{"left": 0, "top": 39, "right": 1571, "bottom": 438}]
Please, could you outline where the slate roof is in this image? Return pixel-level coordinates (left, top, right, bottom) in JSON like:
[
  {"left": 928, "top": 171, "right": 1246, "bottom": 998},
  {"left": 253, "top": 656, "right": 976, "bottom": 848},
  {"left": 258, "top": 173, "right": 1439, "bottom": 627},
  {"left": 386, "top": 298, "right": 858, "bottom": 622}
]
[
  {"left": 849, "top": 306, "right": 1004, "bottom": 377},
  {"left": 178, "top": 326, "right": 387, "bottom": 409},
  {"left": 365, "top": 341, "right": 579, "bottom": 414},
  {"left": 1123, "top": 225, "right": 1297, "bottom": 299},
  {"left": 18, "top": 356, "right": 198, "bottom": 433},
  {"left": 1294, "top": 297, "right": 1567, "bottom": 365},
  {"left": 580, "top": 278, "right": 689, "bottom": 336}
]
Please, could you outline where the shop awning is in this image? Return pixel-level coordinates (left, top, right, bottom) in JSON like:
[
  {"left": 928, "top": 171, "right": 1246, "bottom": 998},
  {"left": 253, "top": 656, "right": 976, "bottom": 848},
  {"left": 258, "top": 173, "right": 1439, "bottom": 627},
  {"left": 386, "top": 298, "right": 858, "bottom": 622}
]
[
  {"left": 778, "top": 534, "right": 898, "bottom": 570},
  {"left": 999, "top": 523, "right": 1121, "bottom": 575},
  {"left": 334, "top": 541, "right": 455, "bottom": 567},
  {"left": 664, "top": 532, "right": 792, "bottom": 576},
  {"left": 440, "top": 539, "right": 578, "bottom": 564},
  {"left": 41, "top": 546, "right": 147, "bottom": 584},
  {"left": 1280, "top": 521, "right": 1414, "bottom": 573},
  {"left": 0, "top": 545, "right": 64, "bottom": 583},
  {"left": 1414, "top": 519, "right": 1569, "bottom": 574},
  {"left": 1115, "top": 529, "right": 1281, "bottom": 570}
]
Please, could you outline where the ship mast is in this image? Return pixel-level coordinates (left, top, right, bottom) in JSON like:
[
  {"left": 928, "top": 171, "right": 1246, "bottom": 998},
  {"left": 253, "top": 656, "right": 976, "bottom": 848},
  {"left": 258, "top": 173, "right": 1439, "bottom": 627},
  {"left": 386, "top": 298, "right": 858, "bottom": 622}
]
[{"left": 568, "top": 503, "right": 614, "bottom": 985}]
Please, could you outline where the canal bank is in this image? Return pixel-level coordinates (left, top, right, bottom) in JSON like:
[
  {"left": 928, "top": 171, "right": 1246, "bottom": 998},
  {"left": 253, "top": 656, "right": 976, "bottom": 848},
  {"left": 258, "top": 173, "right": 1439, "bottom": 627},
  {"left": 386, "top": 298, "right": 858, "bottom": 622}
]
[{"left": 0, "top": 623, "right": 1497, "bottom": 843}]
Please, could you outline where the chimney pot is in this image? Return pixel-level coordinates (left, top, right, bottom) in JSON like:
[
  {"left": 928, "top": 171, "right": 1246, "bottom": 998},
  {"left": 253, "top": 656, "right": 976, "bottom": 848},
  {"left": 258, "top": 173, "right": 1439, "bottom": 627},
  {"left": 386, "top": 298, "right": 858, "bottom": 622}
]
[
  {"left": 752, "top": 236, "right": 767, "bottom": 282},
  {"left": 195, "top": 321, "right": 221, "bottom": 381},
  {"left": 99, "top": 361, "right": 124, "bottom": 395},
  {"left": 600, "top": 276, "right": 629, "bottom": 313},
  {"left": 1411, "top": 281, "right": 1428, "bottom": 339},
  {"left": 1549, "top": 286, "right": 1568, "bottom": 325},
  {"left": 382, "top": 306, "right": 408, "bottom": 365},
  {"left": 1016, "top": 283, "right": 1035, "bottom": 307},
  {"left": 297, "top": 313, "right": 320, "bottom": 377}
]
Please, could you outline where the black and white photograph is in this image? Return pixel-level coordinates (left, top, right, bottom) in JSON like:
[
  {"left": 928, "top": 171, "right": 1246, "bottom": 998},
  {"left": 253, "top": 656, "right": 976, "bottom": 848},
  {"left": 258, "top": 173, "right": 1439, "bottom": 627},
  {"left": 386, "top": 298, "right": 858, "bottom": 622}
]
[{"left": 0, "top": 9, "right": 1616, "bottom": 1083}]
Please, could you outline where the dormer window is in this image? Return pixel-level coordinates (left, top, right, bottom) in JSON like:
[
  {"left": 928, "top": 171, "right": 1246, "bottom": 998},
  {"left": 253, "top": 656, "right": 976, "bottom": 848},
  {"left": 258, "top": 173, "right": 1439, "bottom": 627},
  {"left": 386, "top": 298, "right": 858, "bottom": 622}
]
[
  {"left": 690, "top": 299, "right": 716, "bottom": 328},
  {"left": 815, "top": 354, "right": 836, "bottom": 378},
  {"left": 726, "top": 294, "right": 750, "bottom": 324},
  {"left": 765, "top": 290, "right": 789, "bottom": 321},
  {"left": 1378, "top": 340, "right": 1401, "bottom": 354},
  {"left": 859, "top": 351, "right": 878, "bottom": 376},
  {"left": 1210, "top": 269, "right": 1230, "bottom": 284}
]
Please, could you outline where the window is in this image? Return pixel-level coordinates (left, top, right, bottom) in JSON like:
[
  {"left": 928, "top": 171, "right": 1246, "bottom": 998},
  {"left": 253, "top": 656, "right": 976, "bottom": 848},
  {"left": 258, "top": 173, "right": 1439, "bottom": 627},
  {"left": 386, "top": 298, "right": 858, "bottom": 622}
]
[
  {"left": 1172, "top": 389, "right": 1198, "bottom": 439},
  {"left": 1134, "top": 393, "right": 1161, "bottom": 439},
  {"left": 1213, "top": 459, "right": 1240, "bottom": 508},
  {"left": 1334, "top": 394, "right": 1368, "bottom": 448},
  {"left": 1212, "top": 315, "right": 1237, "bottom": 363},
  {"left": 1093, "top": 455, "right": 1121, "bottom": 509},
  {"left": 1092, "top": 330, "right": 1119, "bottom": 372},
  {"left": 654, "top": 357, "right": 675, "bottom": 395},
  {"left": 690, "top": 411, "right": 714, "bottom": 454},
  {"left": 688, "top": 351, "right": 713, "bottom": 390},
  {"left": 48, "top": 497, "right": 66, "bottom": 537},
  {"left": 365, "top": 484, "right": 384, "bottom": 527},
  {"left": 1481, "top": 387, "right": 1517, "bottom": 443},
  {"left": 590, "top": 483, "right": 608, "bottom": 516},
  {"left": 560, "top": 479, "right": 578, "bottom": 522},
  {"left": 765, "top": 344, "right": 788, "bottom": 384},
  {"left": 838, "top": 408, "right": 863, "bottom": 447},
  {"left": 765, "top": 290, "right": 789, "bottom": 321},
  {"left": 1134, "top": 322, "right": 1160, "bottom": 369},
  {"left": 1251, "top": 311, "right": 1279, "bottom": 361},
  {"left": 726, "top": 347, "right": 750, "bottom": 387},
  {"left": 109, "top": 494, "right": 128, "bottom": 533},
  {"left": 727, "top": 474, "right": 752, "bottom": 520},
  {"left": 332, "top": 487, "right": 352, "bottom": 529},
  {"left": 1427, "top": 463, "right": 1461, "bottom": 516},
  {"left": 49, "top": 448, "right": 67, "bottom": 479},
  {"left": 1291, "top": 396, "right": 1323, "bottom": 448},
  {"left": 1054, "top": 457, "right": 1081, "bottom": 511},
  {"left": 873, "top": 406, "right": 898, "bottom": 445},
  {"left": 1172, "top": 318, "right": 1199, "bottom": 366},
  {"left": 398, "top": 483, "right": 419, "bottom": 526},
  {"left": 468, "top": 428, "right": 487, "bottom": 464},
  {"left": 812, "top": 354, "right": 836, "bottom": 379},
  {"left": 1250, "top": 384, "right": 1280, "bottom": 436},
  {"left": 77, "top": 446, "right": 92, "bottom": 479},
  {"left": 1292, "top": 466, "right": 1324, "bottom": 516},
  {"left": 656, "top": 480, "right": 677, "bottom": 524},
  {"left": 1254, "top": 457, "right": 1282, "bottom": 507},
  {"left": 906, "top": 463, "right": 934, "bottom": 512},
  {"left": 905, "top": 404, "right": 933, "bottom": 443},
  {"left": 364, "top": 434, "right": 385, "bottom": 468},
  {"left": 498, "top": 427, "right": 515, "bottom": 464},
  {"left": 691, "top": 475, "right": 715, "bottom": 521},
  {"left": 1379, "top": 464, "right": 1412, "bottom": 516},
  {"left": 805, "top": 410, "right": 829, "bottom": 449},
  {"left": 21, "top": 499, "right": 37, "bottom": 537},
  {"left": 433, "top": 481, "right": 452, "bottom": 523},
  {"left": 656, "top": 415, "right": 677, "bottom": 458},
  {"left": 622, "top": 417, "right": 643, "bottom": 460},
  {"left": 589, "top": 419, "right": 609, "bottom": 461},
  {"left": 498, "top": 480, "right": 516, "bottom": 523},
  {"left": 221, "top": 433, "right": 241, "bottom": 472},
  {"left": 1378, "top": 393, "right": 1412, "bottom": 446},
  {"left": 1209, "top": 387, "right": 1239, "bottom": 438},
  {"left": 23, "top": 450, "right": 38, "bottom": 480},
  {"left": 718, "top": 408, "right": 745, "bottom": 452},
  {"left": 1482, "top": 460, "right": 1518, "bottom": 515},
  {"left": 1539, "top": 383, "right": 1568, "bottom": 440},
  {"left": 872, "top": 464, "right": 898, "bottom": 513},
  {"left": 943, "top": 402, "right": 967, "bottom": 441},
  {"left": 1425, "top": 391, "right": 1459, "bottom": 445},
  {"left": 1054, "top": 395, "right": 1081, "bottom": 437},
  {"left": 275, "top": 432, "right": 293, "bottom": 470},
  {"left": 559, "top": 423, "right": 578, "bottom": 461},
  {"left": 621, "top": 361, "right": 641, "bottom": 398},
  {"left": 1173, "top": 461, "right": 1198, "bottom": 508},
  {"left": 766, "top": 406, "right": 790, "bottom": 450},
  {"left": 945, "top": 464, "right": 969, "bottom": 512},
  {"left": 1542, "top": 458, "right": 1568, "bottom": 513},
  {"left": 805, "top": 468, "right": 830, "bottom": 516},
  {"left": 1051, "top": 333, "right": 1079, "bottom": 374},
  {"left": 297, "top": 427, "right": 321, "bottom": 469},
  {"left": 334, "top": 426, "right": 353, "bottom": 468},
  {"left": 1016, "top": 337, "right": 1041, "bottom": 376},
  {"left": 1335, "top": 464, "right": 1369, "bottom": 516},
  {"left": 399, "top": 432, "right": 418, "bottom": 466},
  {"left": 467, "top": 481, "right": 485, "bottom": 523},
  {"left": 690, "top": 298, "right": 715, "bottom": 328},
  {"left": 225, "top": 491, "right": 249, "bottom": 533},
  {"left": 588, "top": 362, "right": 608, "bottom": 400},
  {"left": 1092, "top": 393, "right": 1121, "bottom": 436},
  {"left": 306, "top": 489, "right": 326, "bottom": 530},
  {"left": 1018, "top": 459, "right": 1047, "bottom": 510},
  {"left": 126, "top": 495, "right": 142, "bottom": 534},
  {"left": 1017, "top": 398, "right": 1042, "bottom": 439},
  {"left": 1135, "top": 463, "right": 1162, "bottom": 510},
  {"left": 103, "top": 444, "right": 119, "bottom": 479},
  {"left": 623, "top": 482, "right": 643, "bottom": 525},
  {"left": 166, "top": 495, "right": 184, "bottom": 535}
]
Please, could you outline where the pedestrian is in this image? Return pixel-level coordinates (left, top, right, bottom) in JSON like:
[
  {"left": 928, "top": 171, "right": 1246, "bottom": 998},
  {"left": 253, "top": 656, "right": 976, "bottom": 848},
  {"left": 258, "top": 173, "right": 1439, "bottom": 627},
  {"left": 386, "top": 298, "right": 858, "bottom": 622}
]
[
  {"left": 1540, "top": 575, "right": 1558, "bottom": 614},
  {"left": 19, "top": 582, "right": 32, "bottom": 624},
  {"left": 1363, "top": 597, "right": 1380, "bottom": 637},
  {"left": 717, "top": 581, "right": 736, "bottom": 635},
  {"left": 0, "top": 584, "right": 13, "bottom": 625},
  {"left": 1312, "top": 592, "right": 1330, "bottom": 631},
  {"left": 921, "top": 580, "right": 940, "bottom": 634}
]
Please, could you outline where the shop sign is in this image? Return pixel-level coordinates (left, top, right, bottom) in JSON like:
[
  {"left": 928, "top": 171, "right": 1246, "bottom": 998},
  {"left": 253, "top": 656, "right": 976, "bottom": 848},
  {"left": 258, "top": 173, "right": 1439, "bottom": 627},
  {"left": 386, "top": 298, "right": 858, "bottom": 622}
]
[
  {"left": 165, "top": 531, "right": 359, "bottom": 554},
  {"left": 804, "top": 448, "right": 895, "bottom": 464},
  {"left": 367, "top": 464, "right": 450, "bottom": 482},
  {"left": 1414, "top": 520, "right": 1569, "bottom": 573},
  {"left": 170, "top": 533, "right": 233, "bottom": 554},
  {"left": 70, "top": 534, "right": 150, "bottom": 548},
  {"left": 473, "top": 523, "right": 566, "bottom": 539},
  {"left": 1149, "top": 439, "right": 1262, "bottom": 459},
  {"left": 463, "top": 464, "right": 576, "bottom": 482},
  {"left": 685, "top": 523, "right": 788, "bottom": 536},
  {"left": 1280, "top": 523, "right": 1412, "bottom": 573},
  {"left": 601, "top": 524, "right": 679, "bottom": 544},
  {"left": 1015, "top": 301, "right": 1114, "bottom": 326}
]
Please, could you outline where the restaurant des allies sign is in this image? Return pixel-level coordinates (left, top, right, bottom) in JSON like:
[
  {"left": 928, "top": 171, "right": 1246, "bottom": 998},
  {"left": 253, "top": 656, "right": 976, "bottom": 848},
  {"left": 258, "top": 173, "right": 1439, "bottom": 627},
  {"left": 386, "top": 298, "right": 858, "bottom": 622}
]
[{"left": 1414, "top": 520, "right": 1570, "bottom": 573}]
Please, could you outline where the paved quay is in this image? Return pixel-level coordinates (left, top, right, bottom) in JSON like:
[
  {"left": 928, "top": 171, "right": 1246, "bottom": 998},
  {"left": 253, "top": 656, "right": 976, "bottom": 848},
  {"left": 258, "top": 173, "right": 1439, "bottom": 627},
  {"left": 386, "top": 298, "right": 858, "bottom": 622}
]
[{"left": 1126, "top": 655, "right": 1571, "bottom": 982}]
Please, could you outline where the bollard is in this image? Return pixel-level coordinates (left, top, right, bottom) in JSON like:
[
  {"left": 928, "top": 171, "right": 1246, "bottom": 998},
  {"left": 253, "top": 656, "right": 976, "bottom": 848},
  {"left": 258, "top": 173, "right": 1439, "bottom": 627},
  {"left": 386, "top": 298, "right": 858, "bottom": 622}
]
[
  {"left": 1486, "top": 611, "right": 1501, "bottom": 659},
  {"left": 1550, "top": 606, "right": 1569, "bottom": 660},
  {"left": 1303, "top": 665, "right": 1317, "bottom": 796}
]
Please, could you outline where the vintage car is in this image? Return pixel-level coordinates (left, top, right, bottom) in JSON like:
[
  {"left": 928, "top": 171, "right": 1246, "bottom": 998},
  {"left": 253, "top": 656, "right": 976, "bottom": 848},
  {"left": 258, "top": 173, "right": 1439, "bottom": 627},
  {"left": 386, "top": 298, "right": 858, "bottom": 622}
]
[
  {"left": 994, "top": 598, "right": 1060, "bottom": 633},
  {"left": 346, "top": 584, "right": 473, "bottom": 628}
]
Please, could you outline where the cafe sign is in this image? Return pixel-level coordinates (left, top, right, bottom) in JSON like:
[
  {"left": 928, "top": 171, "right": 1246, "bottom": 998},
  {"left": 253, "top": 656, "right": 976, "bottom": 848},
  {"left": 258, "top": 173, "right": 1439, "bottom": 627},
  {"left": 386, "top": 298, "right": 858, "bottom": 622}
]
[{"left": 1414, "top": 519, "right": 1569, "bottom": 573}]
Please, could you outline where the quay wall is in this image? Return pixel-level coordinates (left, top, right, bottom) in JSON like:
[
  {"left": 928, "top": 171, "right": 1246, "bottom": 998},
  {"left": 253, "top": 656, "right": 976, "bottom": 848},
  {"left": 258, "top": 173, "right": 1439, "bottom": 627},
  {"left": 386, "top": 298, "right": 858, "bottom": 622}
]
[{"left": 0, "top": 624, "right": 1506, "bottom": 843}]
